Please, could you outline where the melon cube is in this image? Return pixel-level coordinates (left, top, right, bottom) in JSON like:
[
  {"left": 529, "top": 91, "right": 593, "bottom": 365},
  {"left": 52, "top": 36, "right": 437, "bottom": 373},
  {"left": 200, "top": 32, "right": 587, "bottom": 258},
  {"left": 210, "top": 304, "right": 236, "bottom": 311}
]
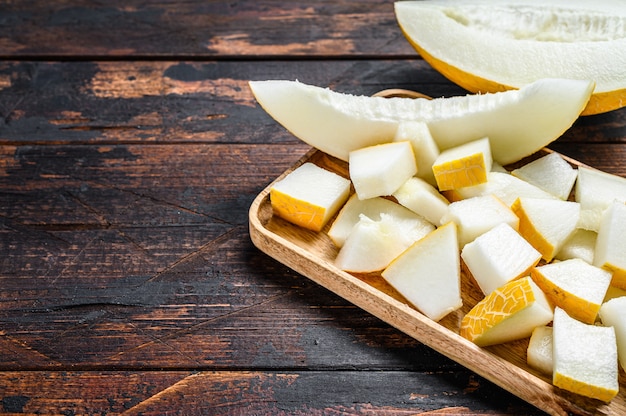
[
  {"left": 552, "top": 307, "right": 618, "bottom": 402},
  {"left": 392, "top": 176, "right": 449, "bottom": 225},
  {"left": 461, "top": 223, "right": 541, "bottom": 295},
  {"left": 349, "top": 141, "right": 417, "bottom": 200},
  {"left": 270, "top": 162, "right": 350, "bottom": 231},
  {"left": 594, "top": 201, "right": 626, "bottom": 290},
  {"left": 393, "top": 121, "right": 439, "bottom": 186},
  {"left": 531, "top": 258, "right": 612, "bottom": 324},
  {"left": 432, "top": 137, "right": 492, "bottom": 191},
  {"left": 441, "top": 194, "right": 519, "bottom": 247},
  {"left": 527, "top": 325, "right": 553, "bottom": 376},
  {"left": 511, "top": 152, "right": 578, "bottom": 200}
]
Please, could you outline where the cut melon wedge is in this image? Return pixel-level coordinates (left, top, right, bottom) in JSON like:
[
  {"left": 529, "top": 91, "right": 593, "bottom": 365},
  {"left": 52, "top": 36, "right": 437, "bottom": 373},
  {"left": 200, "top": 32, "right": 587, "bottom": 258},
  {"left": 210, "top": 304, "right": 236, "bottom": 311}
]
[
  {"left": 460, "top": 276, "right": 553, "bottom": 347},
  {"left": 594, "top": 201, "right": 626, "bottom": 289},
  {"left": 599, "top": 296, "right": 626, "bottom": 372},
  {"left": 382, "top": 222, "right": 462, "bottom": 321},
  {"left": 349, "top": 141, "right": 417, "bottom": 200},
  {"left": 395, "top": 0, "right": 626, "bottom": 115},
  {"left": 270, "top": 162, "right": 351, "bottom": 231},
  {"left": 335, "top": 212, "right": 434, "bottom": 273},
  {"left": 461, "top": 223, "right": 541, "bottom": 296},
  {"left": 432, "top": 137, "right": 492, "bottom": 191},
  {"left": 552, "top": 307, "right": 619, "bottom": 403},
  {"left": 511, "top": 152, "right": 578, "bottom": 201},
  {"left": 249, "top": 78, "right": 593, "bottom": 164},
  {"left": 527, "top": 325, "right": 553, "bottom": 376},
  {"left": 512, "top": 197, "right": 580, "bottom": 262},
  {"left": 531, "top": 258, "right": 612, "bottom": 324},
  {"left": 392, "top": 176, "right": 449, "bottom": 226}
]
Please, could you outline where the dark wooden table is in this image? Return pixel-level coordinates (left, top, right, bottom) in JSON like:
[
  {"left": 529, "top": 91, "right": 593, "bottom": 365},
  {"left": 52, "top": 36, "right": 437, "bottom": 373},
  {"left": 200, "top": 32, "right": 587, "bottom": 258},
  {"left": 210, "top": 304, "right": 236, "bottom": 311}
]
[{"left": 1, "top": 1, "right": 624, "bottom": 415}]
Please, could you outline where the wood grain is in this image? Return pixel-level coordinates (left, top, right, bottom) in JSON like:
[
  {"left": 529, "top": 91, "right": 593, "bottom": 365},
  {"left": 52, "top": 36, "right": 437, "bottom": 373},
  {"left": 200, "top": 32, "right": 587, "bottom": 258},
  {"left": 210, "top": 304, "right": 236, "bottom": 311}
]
[
  {"left": 1, "top": 0, "right": 626, "bottom": 413},
  {"left": 0, "top": 0, "right": 412, "bottom": 58}
]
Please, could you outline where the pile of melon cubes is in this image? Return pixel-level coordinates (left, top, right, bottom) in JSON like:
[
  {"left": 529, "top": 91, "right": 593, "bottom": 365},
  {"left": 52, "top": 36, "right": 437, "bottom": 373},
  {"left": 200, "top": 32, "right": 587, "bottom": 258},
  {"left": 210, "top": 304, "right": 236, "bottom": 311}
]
[{"left": 269, "top": 121, "right": 626, "bottom": 403}]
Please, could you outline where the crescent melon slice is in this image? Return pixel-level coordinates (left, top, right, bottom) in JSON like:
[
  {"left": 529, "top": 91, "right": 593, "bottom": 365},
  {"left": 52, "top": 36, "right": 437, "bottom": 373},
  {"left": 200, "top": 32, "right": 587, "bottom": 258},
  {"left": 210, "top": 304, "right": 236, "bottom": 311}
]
[
  {"left": 394, "top": 0, "right": 625, "bottom": 115},
  {"left": 249, "top": 78, "right": 593, "bottom": 165}
]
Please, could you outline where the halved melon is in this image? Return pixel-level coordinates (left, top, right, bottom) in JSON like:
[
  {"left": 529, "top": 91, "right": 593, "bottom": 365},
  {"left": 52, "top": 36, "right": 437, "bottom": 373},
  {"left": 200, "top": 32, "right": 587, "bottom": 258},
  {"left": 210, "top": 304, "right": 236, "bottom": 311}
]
[{"left": 395, "top": 0, "right": 626, "bottom": 115}]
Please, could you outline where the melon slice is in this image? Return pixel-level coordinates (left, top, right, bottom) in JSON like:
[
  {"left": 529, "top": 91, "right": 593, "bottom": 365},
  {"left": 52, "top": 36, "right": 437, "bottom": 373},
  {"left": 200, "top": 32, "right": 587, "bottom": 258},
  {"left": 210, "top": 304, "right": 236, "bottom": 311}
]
[
  {"left": 461, "top": 223, "right": 541, "bottom": 296},
  {"left": 552, "top": 307, "right": 619, "bottom": 402},
  {"left": 393, "top": 121, "right": 439, "bottom": 185},
  {"left": 270, "top": 162, "right": 350, "bottom": 231},
  {"left": 599, "top": 296, "right": 626, "bottom": 372},
  {"left": 395, "top": 0, "right": 626, "bottom": 115},
  {"left": 392, "top": 176, "right": 449, "bottom": 226},
  {"left": 431, "top": 137, "right": 492, "bottom": 191},
  {"left": 249, "top": 78, "right": 593, "bottom": 164},
  {"left": 531, "top": 258, "right": 612, "bottom": 324},
  {"left": 328, "top": 194, "right": 433, "bottom": 248},
  {"left": 575, "top": 166, "right": 626, "bottom": 232},
  {"left": 527, "top": 325, "right": 553, "bottom": 376},
  {"left": 511, "top": 152, "right": 578, "bottom": 200},
  {"left": 382, "top": 222, "right": 462, "bottom": 321},
  {"left": 349, "top": 141, "right": 417, "bottom": 200},
  {"left": 442, "top": 194, "right": 519, "bottom": 247},
  {"left": 460, "top": 276, "right": 553, "bottom": 347},
  {"left": 335, "top": 212, "right": 434, "bottom": 273},
  {"left": 594, "top": 201, "right": 626, "bottom": 290},
  {"left": 512, "top": 197, "right": 580, "bottom": 262}
]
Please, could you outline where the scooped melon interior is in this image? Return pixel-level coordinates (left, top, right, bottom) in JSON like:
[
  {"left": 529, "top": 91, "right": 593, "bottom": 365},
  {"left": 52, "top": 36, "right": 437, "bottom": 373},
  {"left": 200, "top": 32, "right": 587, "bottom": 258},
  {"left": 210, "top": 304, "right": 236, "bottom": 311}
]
[{"left": 395, "top": 0, "right": 626, "bottom": 115}]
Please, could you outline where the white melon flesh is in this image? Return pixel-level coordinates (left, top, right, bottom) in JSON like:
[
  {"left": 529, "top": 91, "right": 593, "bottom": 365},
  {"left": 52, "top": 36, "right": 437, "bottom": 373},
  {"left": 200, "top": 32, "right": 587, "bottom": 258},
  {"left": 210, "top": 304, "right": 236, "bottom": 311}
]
[
  {"left": 335, "top": 212, "right": 433, "bottom": 273},
  {"left": 447, "top": 171, "right": 556, "bottom": 207},
  {"left": 555, "top": 228, "right": 597, "bottom": 265},
  {"left": 393, "top": 121, "right": 439, "bottom": 185},
  {"left": 394, "top": 0, "right": 625, "bottom": 115},
  {"left": 432, "top": 137, "right": 492, "bottom": 191},
  {"left": 441, "top": 194, "right": 519, "bottom": 247},
  {"left": 527, "top": 326, "right": 553, "bottom": 376},
  {"left": 461, "top": 223, "right": 541, "bottom": 295},
  {"left": 328, "top": 194, "right": 434, "bottom": 248},
  {"left": 392, "top": 176, "right": 449, "bottom": 226},
  {"left": 513, "top": 197, "right": 580, "bottom": 262},
  {"left": 460, "top": 276, "right": 553, "bottom": 347},
  {"left": 594, "top": 201, "right": 626, "bottom": 290},
  {"left": 382, "top": 222, "right": 462, "bottom": 321},
  {"left": 575, "top": 166, "right": 626, "bottom": 231},
  {"left": 552, "top": 307, "right": 619, "bottom": 402},
  {"left": 511, "top": 152, "right": 578, "bottom": 200},
  {"left": 349, "top": 141, "right": 417, "bottom": 200},
  {"left": 249, "top": 78, "right": 593, "bottom": 164},
  {"left": 531, "top": 258, "right": 612, "bottom": 324},
  {"left": 270, "top": 162, "right": 351, "bottom": 231},
  {"left": 599, "top": 296, "right": 626, "bottom": 372}
]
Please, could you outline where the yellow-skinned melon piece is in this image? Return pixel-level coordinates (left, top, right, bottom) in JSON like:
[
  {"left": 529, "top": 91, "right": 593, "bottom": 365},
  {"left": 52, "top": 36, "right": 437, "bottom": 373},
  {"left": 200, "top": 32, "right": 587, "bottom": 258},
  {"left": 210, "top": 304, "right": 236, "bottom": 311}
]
[
  {"left": 270, "top": 163, "right": 350, "bottom": 232},
  {"left": 395, "top": 0, "right": 626, "bottom": 115},
  {"left": 460, "top": 276, "right": 553, "bottom": 347},
  {"left": 531, "top": 258, "right": 612, "bottom": 324},
  {"left": 552, "top": 307, "right": 619, "bottom": 402}
]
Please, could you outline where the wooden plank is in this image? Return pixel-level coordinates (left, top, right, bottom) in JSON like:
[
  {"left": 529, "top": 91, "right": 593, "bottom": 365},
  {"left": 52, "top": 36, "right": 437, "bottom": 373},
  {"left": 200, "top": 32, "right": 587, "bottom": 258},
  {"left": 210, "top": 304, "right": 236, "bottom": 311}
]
[
  {"left": 0, "top": 370, "right": 542, "bottom": 415},
  {"left": 0, "top": 60, "right": 624, "bottom": 148},
  {"left": 0, "top": 60, "right": 466, "bottom": 145},
  {"left": 0, "top": 371, "right": 190, "bottom": 414},
  {"left": 0, "top": 0, "right": 413, "bottom": 58},
  {"left": 3, "top": 141, "right": 626, "bottom": 372}
]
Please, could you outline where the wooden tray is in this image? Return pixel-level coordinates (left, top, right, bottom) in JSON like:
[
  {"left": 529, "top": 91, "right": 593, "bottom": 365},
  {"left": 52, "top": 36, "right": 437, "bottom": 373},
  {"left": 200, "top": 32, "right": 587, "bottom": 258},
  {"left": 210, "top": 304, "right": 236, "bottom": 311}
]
[{"left": 249, "top": 147, "right": 626, "bottom": 416}]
